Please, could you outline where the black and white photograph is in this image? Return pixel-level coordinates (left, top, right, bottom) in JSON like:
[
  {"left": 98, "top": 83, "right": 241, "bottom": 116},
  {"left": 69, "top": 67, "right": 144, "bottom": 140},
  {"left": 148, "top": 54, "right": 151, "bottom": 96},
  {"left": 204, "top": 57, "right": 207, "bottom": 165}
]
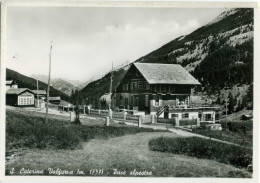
[{"left": 0, "top": 1, "right": 259, "bottom": 181}]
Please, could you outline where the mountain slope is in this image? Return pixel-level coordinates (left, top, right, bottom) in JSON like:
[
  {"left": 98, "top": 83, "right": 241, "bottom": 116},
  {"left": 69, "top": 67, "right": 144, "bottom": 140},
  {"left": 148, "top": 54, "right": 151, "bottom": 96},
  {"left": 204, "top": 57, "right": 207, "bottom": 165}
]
[
  {"left": 6, "top": 69, "right": 70, "bottom": 101},
  {"left": 75, "top": 8, "right": 253, "bottom": 108},
  {"left": 50, "top": 78, "right": 77, "bottom": 96},
  {"left": 31, "top": 74, "right": 82, "bottom": 96}
]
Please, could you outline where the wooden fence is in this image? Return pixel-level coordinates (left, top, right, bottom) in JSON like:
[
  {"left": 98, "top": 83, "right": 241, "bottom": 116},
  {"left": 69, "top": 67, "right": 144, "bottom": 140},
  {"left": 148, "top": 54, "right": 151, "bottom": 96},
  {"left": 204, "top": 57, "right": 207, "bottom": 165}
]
[
  {"left": 100, "top": 110, "right": 109, "bottom": 117},
  {"left": 126, "top": 114, "right": 140, "bottom": 122},
  {"left": 112, "top": 111, "right": 124, "bottom": 119},
  {"left": 140, "top": 115, "right": 153, "bottom": 123},
  {"left": 89, "top": 109, "right": 100, "bottom": 116}
]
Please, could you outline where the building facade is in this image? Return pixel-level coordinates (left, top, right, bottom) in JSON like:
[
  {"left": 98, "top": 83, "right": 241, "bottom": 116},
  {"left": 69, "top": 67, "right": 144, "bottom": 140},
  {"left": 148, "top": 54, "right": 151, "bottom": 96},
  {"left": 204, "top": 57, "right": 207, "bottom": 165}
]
[
  {"left": 112, "top": 63, "right": 200, "bottom": 112},
  {"left": 32, "top": 90, "right": 47, "bottom": 100},
  {"left": 6, "top": 88, "right": 35, "bottom": 107},
  {"left": 112, "top": 63, "right": 219, "bottom": 123},
  {"left": 6, "top": 80, "right": 18, "bottom": 91}
]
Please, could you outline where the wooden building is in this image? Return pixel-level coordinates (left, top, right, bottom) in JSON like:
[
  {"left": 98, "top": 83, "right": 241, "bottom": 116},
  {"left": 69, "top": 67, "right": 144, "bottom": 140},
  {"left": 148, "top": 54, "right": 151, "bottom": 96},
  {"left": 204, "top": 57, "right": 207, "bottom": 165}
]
[
  {"left": 32, "top": 90, "right": 47, "bottom": 100},
  {"left": 6, "top": 88, "right": 35, "bottom": 107},
  {"left": 112, "top": 63, "right": 200, "bottom": 112},
  {"left": 6, "top": 80, "right": 18, "bottom": 91},
  {"left": 58, "top": 100, "right": 74, "bottom": 112},
  {"left": 48, "top": 96, "right": 61, "bottom": 105},
  {"left": 112, "top": 63, "right": 219, "bottom": 123}
]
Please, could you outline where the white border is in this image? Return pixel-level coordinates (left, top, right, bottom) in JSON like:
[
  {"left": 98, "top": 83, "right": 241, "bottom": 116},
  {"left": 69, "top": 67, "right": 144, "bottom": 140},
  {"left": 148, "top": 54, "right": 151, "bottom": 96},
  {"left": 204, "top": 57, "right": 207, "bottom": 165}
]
[{"left": 0, "top": 1, "right": 259, "bottom": 183}]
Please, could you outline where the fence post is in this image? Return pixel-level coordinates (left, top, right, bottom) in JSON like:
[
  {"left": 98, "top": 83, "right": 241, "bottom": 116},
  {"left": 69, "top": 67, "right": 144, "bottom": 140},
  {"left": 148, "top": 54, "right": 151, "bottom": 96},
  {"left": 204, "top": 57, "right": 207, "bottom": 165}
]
[
  {"left": 151, "top": 114, "right": 154, "bottom": 124},
  {"left": 154, "top": 115, "right": 157, "bottom": 124},
  {"left": 106, "top": 117, "right": 110, "bottom": 126},
  {"left": 109, "top": 109, "right": 113, "bottom": 119},
  {"left": 138, "top": 117, "right": 142, "bottom": 127},
  {"left": 70, "top": 112, "right": 75, "bottom": 122},
  {"left": 83, "top": 106, "right": 86, "bottom": 114},
  {"left": 151, "top": 114, "right": 156, "bottom": 124},
  {"left": 175, "top": 117, "right": 179, "bottom": 126},
  {"left": 124, "top": 112, "right": 127, "bottom": 123},
  {"left": 197, "top": 118, "right": 200, "bottom": 127},
  {"left": 98, "top": 110, "right": 101, "bottom": 116}
]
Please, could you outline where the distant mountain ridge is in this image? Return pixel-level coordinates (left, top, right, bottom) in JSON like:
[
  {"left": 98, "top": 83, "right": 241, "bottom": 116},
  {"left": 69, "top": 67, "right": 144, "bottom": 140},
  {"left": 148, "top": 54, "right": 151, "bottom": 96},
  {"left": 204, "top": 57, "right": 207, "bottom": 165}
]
[
  {"left": 74, "top": 8, "right": 253, "bottom": 108},
  {"left": 31, "top": 74, "right": 89, "bottom": 96}
]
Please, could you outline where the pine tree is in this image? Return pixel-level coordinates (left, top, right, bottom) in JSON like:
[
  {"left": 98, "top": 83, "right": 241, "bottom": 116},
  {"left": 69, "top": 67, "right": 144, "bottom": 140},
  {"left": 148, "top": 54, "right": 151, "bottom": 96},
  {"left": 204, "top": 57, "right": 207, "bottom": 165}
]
[{"left": 228, "top": 93, "right": 235, "bottom": 114}]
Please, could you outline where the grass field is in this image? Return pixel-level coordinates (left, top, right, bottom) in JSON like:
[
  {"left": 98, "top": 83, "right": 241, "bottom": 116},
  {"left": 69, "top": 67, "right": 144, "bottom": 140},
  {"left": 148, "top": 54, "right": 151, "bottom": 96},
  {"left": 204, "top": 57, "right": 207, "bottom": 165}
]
[
  {"left": 5, "top": 107, "right": 252, "bottom": 177},
  {"left": 192, "top": 128, "right": 252, "bottom": 148},
  {"left": 192, "top": 120, "right": 253, "bottom": 148},
  {"left": 149, "top": 137, "right": 252, "bottom": 169}
]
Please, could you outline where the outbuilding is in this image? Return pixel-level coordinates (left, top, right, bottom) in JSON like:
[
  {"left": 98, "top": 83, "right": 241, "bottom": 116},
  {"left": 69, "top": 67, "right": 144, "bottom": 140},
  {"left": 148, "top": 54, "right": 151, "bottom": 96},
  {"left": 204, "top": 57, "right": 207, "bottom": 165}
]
[{"left": 6, "top": 88, "right": 35, "bottom": 107}]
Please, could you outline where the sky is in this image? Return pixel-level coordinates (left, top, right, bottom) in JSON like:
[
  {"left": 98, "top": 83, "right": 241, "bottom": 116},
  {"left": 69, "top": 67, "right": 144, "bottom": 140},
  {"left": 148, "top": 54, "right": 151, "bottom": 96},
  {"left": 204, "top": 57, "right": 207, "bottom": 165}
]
[{"left": 6, "top": 7, "right": 225, "bottom": 82}]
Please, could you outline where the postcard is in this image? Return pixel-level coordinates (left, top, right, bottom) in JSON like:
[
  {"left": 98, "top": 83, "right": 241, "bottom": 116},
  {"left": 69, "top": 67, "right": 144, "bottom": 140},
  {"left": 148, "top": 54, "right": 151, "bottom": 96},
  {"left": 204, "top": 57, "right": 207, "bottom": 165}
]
[{"left": 0, "top": 1, "right": 259, "bottom": 183}]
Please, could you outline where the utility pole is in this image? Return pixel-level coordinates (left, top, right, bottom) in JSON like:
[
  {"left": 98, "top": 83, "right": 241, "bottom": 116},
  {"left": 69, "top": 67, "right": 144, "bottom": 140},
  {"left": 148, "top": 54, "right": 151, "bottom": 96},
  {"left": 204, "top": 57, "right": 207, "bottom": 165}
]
[
  {"left": 109, "top": 62, "right": 113, "bottom": 110},
  {"left": 46, "top": 41, "right": 53, "bottom": 124},
  {"left": 36, "top": 79, "right": 39, "bottom": 108},
  {"left": 225, "top": 98, "right": 228, "bottom": 131}
]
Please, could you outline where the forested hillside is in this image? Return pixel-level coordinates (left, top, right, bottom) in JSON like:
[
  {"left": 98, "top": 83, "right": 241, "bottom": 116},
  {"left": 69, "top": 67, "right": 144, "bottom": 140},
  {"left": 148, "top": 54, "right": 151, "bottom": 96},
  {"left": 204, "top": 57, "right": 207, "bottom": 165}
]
[{"left": 74, "top": 8, "right": 253, "bottom": 111}]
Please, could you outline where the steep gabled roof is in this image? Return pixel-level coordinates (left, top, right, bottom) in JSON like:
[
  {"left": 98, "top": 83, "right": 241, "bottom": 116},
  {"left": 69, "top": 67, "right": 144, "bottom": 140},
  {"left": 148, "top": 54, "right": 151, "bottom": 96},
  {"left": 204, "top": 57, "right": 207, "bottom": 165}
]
[
  {"left": 32, "top": 90, "right": 47, "bottom": 95},
  {"left": 59, "top": 100, "right": 73, "bottom": 107},
  {"left": 6, "top": 80, "right": 13, "bottom": 85},
  {"left": 49, "top": 96, "right": 61, "bottom": 100},
  {"left": 6, "top": 88, "right": 34, "bottom": 95},
  {"left": 133, "top": 63, "right": 201, "bottom": 85}
]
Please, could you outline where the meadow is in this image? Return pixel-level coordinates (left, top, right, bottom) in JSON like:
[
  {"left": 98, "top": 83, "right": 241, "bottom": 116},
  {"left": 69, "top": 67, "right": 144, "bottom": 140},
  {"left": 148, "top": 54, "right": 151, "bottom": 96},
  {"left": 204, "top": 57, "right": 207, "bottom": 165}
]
[
  {"left": 149, "top": 136, "right": 252, "bottom": 169},
  {"left": 5, "top": 107, "right": 252, "bottom": 177}
]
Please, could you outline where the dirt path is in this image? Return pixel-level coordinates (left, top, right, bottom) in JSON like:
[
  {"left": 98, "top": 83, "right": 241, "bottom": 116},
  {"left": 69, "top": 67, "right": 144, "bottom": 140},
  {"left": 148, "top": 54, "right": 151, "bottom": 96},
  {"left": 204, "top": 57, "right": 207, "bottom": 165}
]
[{"left": 6, "top": 132, "right": 251, "bottom": 177}]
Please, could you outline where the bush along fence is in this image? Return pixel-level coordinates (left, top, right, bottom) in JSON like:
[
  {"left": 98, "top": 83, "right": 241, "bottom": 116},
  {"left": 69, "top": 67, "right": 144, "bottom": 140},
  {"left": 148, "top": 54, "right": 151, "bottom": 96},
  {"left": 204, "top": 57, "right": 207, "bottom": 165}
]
[{"left": 87, "top": 109, "right": 202, "bottom": 128}]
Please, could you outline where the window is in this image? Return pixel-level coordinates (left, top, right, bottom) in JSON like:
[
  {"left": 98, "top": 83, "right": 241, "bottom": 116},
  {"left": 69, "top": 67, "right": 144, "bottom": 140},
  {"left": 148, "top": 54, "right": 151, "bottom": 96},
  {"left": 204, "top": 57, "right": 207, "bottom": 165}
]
[
  {"left": 145, "top": 95, "right": 149, "bottom": 107},
  {"left": 155, "top": 95, "right": 160, "bottom": 106},
  {"left": 171, "top": 114, "right": 178, "bottom": 118},
  {"left": 138, "top": 82, "right": 143, "bottom": 89},
  {"left": 123, "top": 84, "right": 128, "bottom": 91},
  {"left": 162, "top": 85, "right": 166, "bottom": 92},
  {"left": 131, "top": 82, "right": 137, "bottom": 90},
  {"left": 125, "top": 98, "right": 128, "bottom": 105},
  {"left": 146, "top": 83, "right": 150, "bottom": 89},
  {"left": 134, "top": 82, "right": 137, "bottom": 89},
  {"left": 205, "top": 114, "right": 212, "bottom": 121},
  {"left": 170, "top": 85, "right": 176, "bottom": 92},
  {"left": 182, "top": 113, "right": 189, "bottom": 118}
]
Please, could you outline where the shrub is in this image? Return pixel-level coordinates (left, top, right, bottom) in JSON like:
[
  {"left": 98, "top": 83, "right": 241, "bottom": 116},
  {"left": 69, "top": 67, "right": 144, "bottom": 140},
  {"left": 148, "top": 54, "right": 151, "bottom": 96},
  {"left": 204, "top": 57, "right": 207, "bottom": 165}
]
[
  {"left": 157, "top": 118, "right": 176, "bottom": 125},
  {"left": 179, "top": 119, "right": 197, "bottom": 126},
  {"left": 220, "top": 121, "right": 253, "bottom": 134},
  {"left": 149, "top": 137, "right": 252, "bottom": 168},
  {"left": 192, "top": 128, "right": 252, "bottom": 148}
]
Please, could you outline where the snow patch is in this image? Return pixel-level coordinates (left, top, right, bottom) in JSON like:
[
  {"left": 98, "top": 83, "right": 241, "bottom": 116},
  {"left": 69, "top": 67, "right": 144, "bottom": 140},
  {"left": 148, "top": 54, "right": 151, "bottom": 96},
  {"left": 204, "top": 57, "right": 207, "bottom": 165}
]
[
  {"left": 168, "top": 48, "right": 185, "bottom": 56},
  {"left": 178, "top": 35, "right": 186, "bottom": 41},
  {"left": 227, "top": 31, "right": 253, "bottom": 46},
  {"left": 207, "top": 8, "right": 239, "bottom": 26}
]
